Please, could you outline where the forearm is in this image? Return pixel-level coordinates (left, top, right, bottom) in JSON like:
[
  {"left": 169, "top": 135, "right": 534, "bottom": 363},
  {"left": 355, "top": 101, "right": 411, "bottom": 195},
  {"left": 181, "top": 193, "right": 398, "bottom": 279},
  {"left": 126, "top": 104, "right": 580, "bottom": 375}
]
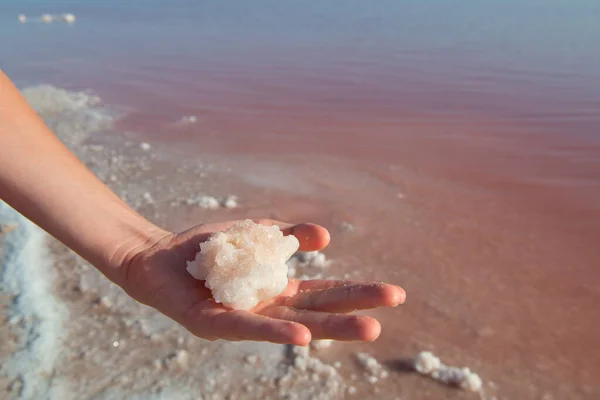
[{"left": 0, "top": 70, "right": 168, "bottom": 284}]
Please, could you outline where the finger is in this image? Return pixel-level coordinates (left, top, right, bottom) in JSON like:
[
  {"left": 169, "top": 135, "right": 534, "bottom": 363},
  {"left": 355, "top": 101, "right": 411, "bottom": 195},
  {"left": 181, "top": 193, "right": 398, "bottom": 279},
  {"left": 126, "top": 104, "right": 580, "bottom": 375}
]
[
  {"left": 289, "top": 283, "right": 405, "bottom": 313},
  {"left": 253, "top": 219, "right": 330, "bottom": 252},
  {"left": 184, "top": 301, "right": 311, "bottom": 345},
  {"left": 262, "top": 306, "right": 381, "bottom": 341}
]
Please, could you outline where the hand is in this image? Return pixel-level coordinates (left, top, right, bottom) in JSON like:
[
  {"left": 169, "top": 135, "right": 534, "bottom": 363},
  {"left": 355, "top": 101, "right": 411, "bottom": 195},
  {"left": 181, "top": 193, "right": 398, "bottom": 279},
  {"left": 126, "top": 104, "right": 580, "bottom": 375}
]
[{"left": 122, "top": 219, "right": 406, "bottom": 346}]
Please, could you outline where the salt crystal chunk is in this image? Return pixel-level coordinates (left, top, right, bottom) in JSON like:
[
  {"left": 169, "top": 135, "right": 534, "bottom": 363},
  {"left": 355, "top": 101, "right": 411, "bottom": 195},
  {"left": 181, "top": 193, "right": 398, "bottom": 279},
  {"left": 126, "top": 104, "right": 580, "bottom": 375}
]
[
  {"left": 355, "top": 352, "right": 386, "bottom": 378},
  {"left": 175, "top": 350, "right": 189, "bottom": 369},
  {"left": 143, "top": 192, "right": 154, "bottom": 204},
  {"left": 222, "top": 195, "right": 238, "bottom": 209},
  {"left": 196, "top": 196, "right": 220, "bottom": 209},
  {"left": 178, "top": 115, "right": 197, "bottom": 124},
  {"left": 18, "top": 14, "right": 27, "bottom": 23},
  {"left": 244, "top": 354, "right": 258, "bottom": 365},
  {"left": 413, "top": 351, "right": 483, "bottom": 392},
  {"left": 99, "top": 296, "right": 113, "bottom": 309},
  {"left": 139, "top": 142, "right": 152, "bottom": 151},
  {"left": 414, "top": 351, "right": 441, "bottom": 374},
  {"left": 187, "top": 220, "right": 299, "bottom": 310},
  {"left": 40, "top": 14, "right": 53, "bottom": 23}
]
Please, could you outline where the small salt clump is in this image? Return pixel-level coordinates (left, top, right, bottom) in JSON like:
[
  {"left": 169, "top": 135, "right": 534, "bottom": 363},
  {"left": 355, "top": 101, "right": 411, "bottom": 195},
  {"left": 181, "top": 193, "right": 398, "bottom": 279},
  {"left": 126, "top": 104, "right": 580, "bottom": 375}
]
[
  {"left": 18, "top": 14, "right": 27, "bottom": 23},
  {"left": 139, "top": 142, "right": 152, "bottom": 151},
  {"left": 197, "top": 195, "right": 220, "bottom": 209},
  {"left": 355, "top": 352, "right": 388, "bottom": 384},
  {"left": 186, "top": 220, "right": 299, "bottom": 310},
  {"left": 287, "top": 250, "right": 331, "bottom": 279},
  {"left": 178, "top": 115, "right": 197, "bottom": 125},
  {"left": 413, "top": 351, "right": 483, "bottom": 392},
  {"left": 222, "top": 195, "right": 238, "bottom": 209},
  {"left": 414, "top": 351, "right": 441, "bottom": 374},
  {"left": 40, "top": 14, "right": 54, "bottom": 23},
  {"left": 60, "top": 13, "right": 76, "bottom": 23}
]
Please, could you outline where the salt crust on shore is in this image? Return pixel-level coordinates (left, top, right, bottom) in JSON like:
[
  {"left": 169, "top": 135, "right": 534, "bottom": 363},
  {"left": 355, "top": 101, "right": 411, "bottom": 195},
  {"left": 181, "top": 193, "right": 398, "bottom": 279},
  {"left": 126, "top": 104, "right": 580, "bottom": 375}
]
[
  {"left": 187, "top": 220, "right": 299, "bottom": 309},
  {"left": 0, "top": 203, "right": 68, "bottom": 399},
  {"left": 414, "top": 351, "right": 483, "bottom": 392}
]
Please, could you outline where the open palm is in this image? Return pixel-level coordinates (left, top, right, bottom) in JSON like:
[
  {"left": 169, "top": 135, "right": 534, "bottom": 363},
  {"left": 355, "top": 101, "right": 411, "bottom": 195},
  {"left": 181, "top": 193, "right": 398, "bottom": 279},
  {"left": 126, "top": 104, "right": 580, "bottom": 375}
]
[{"left": 123, "top": 219, "right": 405, "bottom": 345}]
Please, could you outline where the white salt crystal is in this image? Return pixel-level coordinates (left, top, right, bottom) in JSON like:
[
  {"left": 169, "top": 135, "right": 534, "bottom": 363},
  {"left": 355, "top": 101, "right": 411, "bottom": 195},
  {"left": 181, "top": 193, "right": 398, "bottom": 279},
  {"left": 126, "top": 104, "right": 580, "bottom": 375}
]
[
  {"left": 287, "top": 250, "right": 331, "bottom": 279},
  {"left": 143, "top": 192, "right": 154, "bottom": 204},
  {"left": 244, "top": 354, "right": 258, "bottom": 365},
  {"left": 414, "top": 351, "right": 441, "bottom": 374},
  {"left": 414, "top": 351, "right": 483, "bottom": 392},
  {"left": 192, "top": 195, "right": 220, "bottom": 209},
  {"left": 348, "top": 386, "right": 357, "bottom": 395},
  {"left": 175, "top": 350, "right": 189, "bottom": 369},
  {"left": 139, "top": 142, "right": 152, "bottom": 151},
  {"left": 186, "top": 220, "right": 299, "bottom": 310},
  {"left": 99, "top": 296, "right": 113, "bottom": 309},
  {"left": 178, "top": 115, "right": 197, "bottom": 124},
  {"left": 355, "top": 352, "right": 386, "bottom": 377},
  {"left": 366, "top": 376, "right": 378, "bottom": 384},
  {"left": 60, "top": 13, "right": 76, "bottom": 23},
  {"left": 338, "top": 222, "right": 355, "bottom": 232},
  {"left": 40, "top": 14, "right": 54, "bottom": 23},
  {"left": 222, "top": 195, "right": 238, "bottom": 209},
  {"left": 18, "top": 14, "right": 27, "bottom": 23},
  {"left": 333, "top": 361, "right": 341, "bottom": 369}
]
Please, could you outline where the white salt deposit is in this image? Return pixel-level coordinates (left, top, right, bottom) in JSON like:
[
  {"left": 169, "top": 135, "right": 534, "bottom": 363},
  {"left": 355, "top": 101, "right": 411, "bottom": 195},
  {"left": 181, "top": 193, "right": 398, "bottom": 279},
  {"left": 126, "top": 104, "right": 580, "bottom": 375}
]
[
  {"left": 60, "top": 13, "right": 76, "bottom": 23},
  {"left": 177, "top": 115, "right": 197, "bottom": 125},
  {"left": 40, "top": 14, "right": 54, "bottom": 23},
  {"left": 222, "top": 195, "right": 238, "bottom": 209},
  {"left": 287, "top": 251, "right": 331, "bottom": 279},
  {"left": 278, "top": 346, "right": 346, "bottom": 399},
  {"left": 414, "top": 351, "right": 441, "bottom": 374},
  {"left": 186, "top": 220, "right": 299, "bottom": 310},
  {"left": 18, "top": 14, "right": 27, "bottom": 23},
  {"left": 198, "top": 195, "right": 220, "bottom": 209},
  {"left": 355, "top": 352, "right": 388, "bottom": 384},
  {"left": 139, "top": 142, "right": 152, "bottom": 151},
  {"left": 185, "top": 195, "right": 229, "bottom": 209},
  {"left": 413, "top": 351, "right": 483, "bottom": 392},
  {"left": 0, "top": 202, "right": 68, "bottom": 398}
]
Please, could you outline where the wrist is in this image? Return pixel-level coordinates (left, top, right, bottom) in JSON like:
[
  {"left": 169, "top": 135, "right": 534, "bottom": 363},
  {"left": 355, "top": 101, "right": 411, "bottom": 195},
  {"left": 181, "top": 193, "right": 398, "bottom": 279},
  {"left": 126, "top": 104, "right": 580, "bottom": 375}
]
[{"left": 103, "top": 213, "right": 171, "bottom": 287}]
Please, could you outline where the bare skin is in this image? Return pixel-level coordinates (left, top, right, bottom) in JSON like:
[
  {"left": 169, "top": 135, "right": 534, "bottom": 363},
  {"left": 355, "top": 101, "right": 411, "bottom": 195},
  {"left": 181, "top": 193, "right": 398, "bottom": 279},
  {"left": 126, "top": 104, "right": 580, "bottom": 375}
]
[{"left": 0, "top": 70, "right": 405, "bottom": 345}]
